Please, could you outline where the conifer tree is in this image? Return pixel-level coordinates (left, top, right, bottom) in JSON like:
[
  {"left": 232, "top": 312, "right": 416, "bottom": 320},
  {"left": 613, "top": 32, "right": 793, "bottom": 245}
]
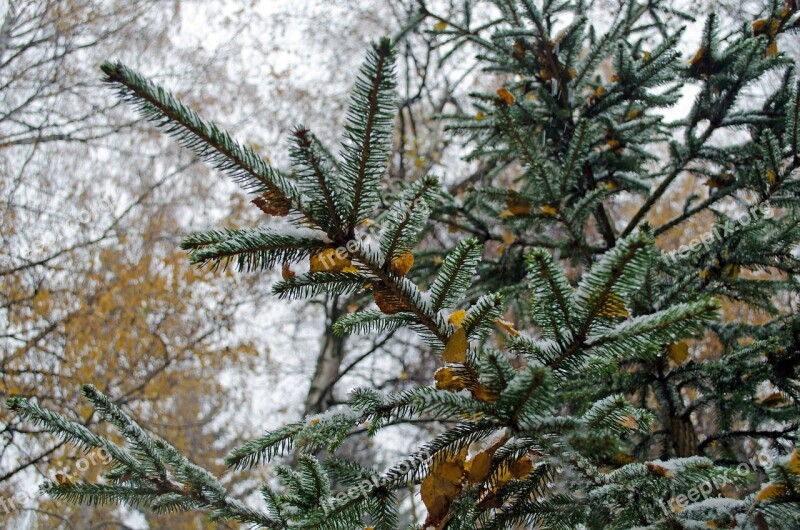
[{"left": 8, "top": 0, "right": 800, "bottom": 528}]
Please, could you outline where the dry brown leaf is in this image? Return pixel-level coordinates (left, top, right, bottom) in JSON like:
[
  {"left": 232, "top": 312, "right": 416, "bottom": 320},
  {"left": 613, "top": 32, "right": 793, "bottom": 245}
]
[
  {"left": 372, "top": 283, "right": 410, "bottom": 314},
  {"left": 645, "top": 462, "right": 674, "bottom": 478},
  {"left": 251, "top": 191, "right": 291, "bottom": 216},
  {"left": 281, "top": 262, "right": 296, "bottom": 280}
]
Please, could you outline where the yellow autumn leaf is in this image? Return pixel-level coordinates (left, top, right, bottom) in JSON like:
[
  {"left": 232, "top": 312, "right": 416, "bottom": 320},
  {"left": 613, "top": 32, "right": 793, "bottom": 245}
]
[
  {"left": 55, "top": 473, "right": 75, "bottom": 486},
  {"left": 310, "top": 248, "right": 351, "bottom": 273},
  {"left": 471, "top": 383, "right": 499, "bottom": 403},
  {"left": 612, "top": 453, "right": 637, "bottom": 465},
  {"left": 500, "top": 230, "right": 516, "bottom": 245},
  {"left": 668, "top": 342, "right": 689, "bottom": 365},
  {"left": 625, "top": 108, "right": 642, "bottom": 121},
  {"left": 433, "top": 20, "right": 448, "bottom": 31},
  {"left": 495, "top": 318, "right": 521, "bottom": 336},
  {"left": 421, "top": 473, "right": 459, "bottom": 526},
  {"left": 506, "top": 196, "right": 531, "bottom": 216},
  {"left": 449, "top": 309, "right": 467, "bottom": 327},
  {"left": 787, "top": 450, "right": 800, "bottom": 475},
  {"left": 722, "top": 263, "right": 741, "bottom": 279},
  {"left": 434, "top": 366, "right": 468, "bottom": 391},
  {"left": 597, "top": 292, "right": 629, "bottom": 318},
  {"left": 671, "top": 497, "right": 685, "bottom": 512},
  {"left": 766, "top": 41, "right": 779, "bottom": 56},
  {"left": 496, "top": 87, "right": 515, "bottom": 105},
  {"left": 509, "top": 453, "right": 535, "bottom": 479},
  {"left": 706, "top": 172, "right": 735, "bottom": 189},
  {"left": 539, "top": 204, "right": 558, "bottom": 216},
  {"left": 390, "top": 251, "right": 414, "bottom": 276},
  {"left": 251, "top": 190, "right": 291, "bottom": 216},
  {"left": 766, "top": 169, "right": 777, "bottom": 185},
  {"left": 467, "top": 451, "right": 494, "bottom": 484},
  {"left": 620, "top": 415, "right": 638, "bottom": 430},
  {"left": 755, "top": 483, "right": 787, "bottom": 501},
  {"left": 435, "top": 459, "right": 465, "bottom": 484},
  {"left": 442, "top": 326, "right": 468, "bottom": 363}
]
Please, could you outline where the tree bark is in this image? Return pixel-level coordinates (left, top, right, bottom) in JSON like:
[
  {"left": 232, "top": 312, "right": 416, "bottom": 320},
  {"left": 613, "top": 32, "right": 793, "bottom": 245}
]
[{"left": 304, "top": 296, "right": 347, "bottom": 415}]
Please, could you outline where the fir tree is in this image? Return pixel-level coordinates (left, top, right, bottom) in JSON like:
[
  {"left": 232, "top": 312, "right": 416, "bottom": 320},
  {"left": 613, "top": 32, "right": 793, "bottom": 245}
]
[{"left": 9, "top": 0, "right": 800, "bottom": 528}]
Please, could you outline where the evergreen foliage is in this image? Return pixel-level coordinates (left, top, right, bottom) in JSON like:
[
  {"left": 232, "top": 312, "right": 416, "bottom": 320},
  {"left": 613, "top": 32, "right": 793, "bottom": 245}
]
[{"left": 9, "top": 1, "right": 800, "bottom": 528}]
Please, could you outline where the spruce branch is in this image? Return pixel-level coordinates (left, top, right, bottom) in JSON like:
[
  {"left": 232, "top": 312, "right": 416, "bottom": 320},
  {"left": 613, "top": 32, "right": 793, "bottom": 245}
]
[
  {"left": 340, "top": 37, "right": 398, "bottom": 231},
  {"left": 100, "top": 62, "right": 306, "bottom": 220}
]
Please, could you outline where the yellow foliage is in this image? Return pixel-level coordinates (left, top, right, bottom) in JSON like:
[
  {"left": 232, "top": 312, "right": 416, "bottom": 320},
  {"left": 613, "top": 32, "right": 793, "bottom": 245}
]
[
  {"left": 310, "top": 248, "right": 352, "bottom": 273},
  {"left": 620, "top": 415, "right": 638, "bottom": 430},
  {"left": 597, "top": 292, "right": 629, "bottom": 318},
  {"left": 505, "top": 195, "right": 532, "bottom": 216},
  {"left": 755, "top": 483, "right": 787, "bottom": 501},
  {"left": 668, "top": 342, "right": 690, "bottom": 365},
  {"left": 390, "top": 251, "right": 414, "bottom": 276},
  {"left": 434, "top": 367, "right": 469, "bottom": 391},
  {"left": 496, "top": 87, "right": 516, "bottom": 105},
  {"left": 449, "top": 310, "right": 467, "bottom": 327},
  {"left": 539, "top": 204, "right": 558, "bottom": 216},
  {"left": 495, "top": 318, "right": 520, "bottom": 336},
  {"left": 442, "top": 327, "right": 468, "bottom": 363}
]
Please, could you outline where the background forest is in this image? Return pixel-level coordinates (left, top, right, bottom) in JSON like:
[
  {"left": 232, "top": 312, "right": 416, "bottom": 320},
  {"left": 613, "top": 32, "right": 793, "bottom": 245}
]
[{"left": 2, "top": 0, "right": 799, "bottom": 528}]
